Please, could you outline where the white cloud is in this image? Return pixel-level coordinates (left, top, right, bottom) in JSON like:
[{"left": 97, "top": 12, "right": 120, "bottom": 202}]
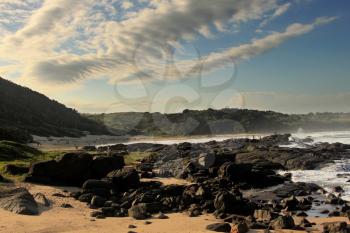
[
  {"left": 121, "top": 1, "right": 134, "bottom": 10},
  {"left": 0, "top": 0, "right": 337, "bottom": 96},
  {"left": 259, "top": 2, "right": 292, "bottom": 28}
]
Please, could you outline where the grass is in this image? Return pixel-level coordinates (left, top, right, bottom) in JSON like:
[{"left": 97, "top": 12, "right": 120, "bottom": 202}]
[
  {"left": 0, "top": 140, "right": 65, "bottom": 182},
  {"left": 124, "top": 152, "right": 151, "bottom": 165}
]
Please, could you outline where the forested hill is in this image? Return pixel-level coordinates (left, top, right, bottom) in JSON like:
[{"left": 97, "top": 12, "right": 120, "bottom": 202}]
[
  {"left": 87, "top": 109, "right": 350, "bottom": 136},
  {"left": 0, "top": 77, "right": 109, "bottom": 140}
]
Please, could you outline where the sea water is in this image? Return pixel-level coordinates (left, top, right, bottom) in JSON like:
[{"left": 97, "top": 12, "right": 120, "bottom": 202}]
[{"left": 280, "top": 130, "right": 350, "bottom": 201}]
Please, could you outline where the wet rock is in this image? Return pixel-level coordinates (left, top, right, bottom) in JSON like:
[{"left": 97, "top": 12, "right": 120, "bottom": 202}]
[
  {"left": 33, "top": 193, "right": 50, "bottom": 207},
  {"left": 333, "top": 186, "right": 345, "bottom": 193},
  {"left": 0, "top": 187, "right": 38, "bottom": 215},
  {"left": 206, "top": 223, "right": 231, "bottom": 232}
]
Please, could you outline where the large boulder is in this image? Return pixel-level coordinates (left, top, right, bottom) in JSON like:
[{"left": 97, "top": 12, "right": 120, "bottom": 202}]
[
  {"left": 91, "top": 155, "right": 125, "bottom": 179},
  {"left": 0, "top": 188, "right": 38, "bottom": 215},
  {"left": 107, "top": 168, "right": 140, "bottom": 192},
  {"left": 25, "top": 153, "right": 93, "bottom": 186}
]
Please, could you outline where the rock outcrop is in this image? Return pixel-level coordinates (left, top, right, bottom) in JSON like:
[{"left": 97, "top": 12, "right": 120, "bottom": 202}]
[{"left": 0, "top": 188, "right": 38, "bottom": 215}]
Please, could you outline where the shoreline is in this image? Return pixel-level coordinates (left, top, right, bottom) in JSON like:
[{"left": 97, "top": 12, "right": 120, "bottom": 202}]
[{"left": 31, "top": 133, "right": 269, "bottom": 151}]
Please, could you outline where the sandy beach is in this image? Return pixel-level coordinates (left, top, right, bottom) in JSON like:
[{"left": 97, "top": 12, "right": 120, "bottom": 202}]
[{"left": 1, "top": 182, "right": 349, "bottom": 233}]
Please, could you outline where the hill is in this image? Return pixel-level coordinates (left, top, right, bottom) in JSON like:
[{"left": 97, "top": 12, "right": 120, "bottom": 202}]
[
  {"left": 87, "top": 109, "right": 350, "bottom": 136},
  {"left": 0, "top": 77, "right": 110, "bottom": 141}
]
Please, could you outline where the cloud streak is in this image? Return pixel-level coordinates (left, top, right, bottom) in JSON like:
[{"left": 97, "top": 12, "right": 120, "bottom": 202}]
[{"left": 0, "top": 0, "right": 337, "bottom": 93}]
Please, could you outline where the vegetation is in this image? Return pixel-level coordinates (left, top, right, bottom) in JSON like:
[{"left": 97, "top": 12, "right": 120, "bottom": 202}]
[
  {"left": 87, "top": 109, "right": 350, "bottom": 136},
  {"left": 0, "top": 77, "right": 110, "bottom": 140},
  {"left": 0, "top": 127, "right": 33, "bottom": 143},
  {"left": 0, "top": 140, "right": 63, "bottom": 181},
  {"left": 124, "top": 152, "right": 151, "bottom": 165}
]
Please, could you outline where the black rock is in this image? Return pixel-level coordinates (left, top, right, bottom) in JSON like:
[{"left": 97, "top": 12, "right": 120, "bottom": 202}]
[
  {"left": 91, "top": 155, "right": 125, "bottom": 179},
  {"left": 206, "top": 223, "right": 231, "bottom": 232},
  {"left": 107, "top": 168, "right": 140, "bottom": 192},
  {"left": 4, "top": 164, "right": 29, "bottom": 175},
  {"left": 61, "top": 203, "right": 73, "bottom": 208},
  {"left": 90, "top": 195, "right": 106, "bottom": 208},
  {"left": 128, "top": 204, "right": 151, "bottom": 220}
]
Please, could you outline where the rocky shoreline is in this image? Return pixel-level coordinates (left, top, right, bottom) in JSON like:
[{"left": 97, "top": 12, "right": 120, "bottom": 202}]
[{"left": 2, "top": 134, "right": 350, "bottom": 232}]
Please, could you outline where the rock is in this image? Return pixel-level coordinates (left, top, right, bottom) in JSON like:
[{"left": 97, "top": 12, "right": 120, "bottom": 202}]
[
  {"left": 206, "top": 223, "right": 232, "bottom": 232},
  {"left": 128, "top": 225, "right": 137, "bottom": 229},
  {"left": 79, "top": 193, "right": 93, "bottom": 203},
  {"left": 26, "top": 152, "right": 93, "bottom": 186},
  {"left": 157, "top": 212, "right": 169, "bottom": 219},
  {"left": 33, "top": 193, "right": 50, "bottom": 207},
  {"left": 90, "top": 210, "right": 103, "bottom": 217},
  {"left": 107, "top": 168, "right": 140, "bottom": 191},
  {"left": 231, "top": 223, "right": 249, "bottom": 233},
  {"left": 0, "top": 174, "right": 4, "bottom": 182},
  {"left": 323, "top": 221, "right": 348, "bottom": 233},
  {"left": 281, "top": 196, "right": 300, "bottom": 211},
  {"left": 214, "top": 191, "right": 237, "bottom": 213},
  {"left": 4, "top": 164, "right": 29, "bottom": 175},
  {"left": 61, "top": 203, "right": 73, "bottom": 208},
  {"left": 271, "top": 216, "right": 295, "bottom": 230},
  {"left": 144, "top": 221, "right": 152, "bottom": 225},
  {"left": 128, "top": 204, "right": 150, "bottom": 220},
  {"left": 82, "top": 146, "right": 96, "bottom": 151},
  {"left": 254, "top": 209, "right": 278, "bottom": 222},
  {"left": 90, "top": 195, "right": 106, "bottom": 208},
  {"left": 52, "top": 193, "right": 66, "bottom": 197},
  {"left": 333, "top": 186, "right": 345, "bottom": 193},
  {"left": 0, "top": 188, "right": 38, "bottom": 215},
  {"left": 82, "top": 179, "right": 111, "bottom": 190},
  {"left": 91, "top": 155, "right": 125, "bottom": 179}
]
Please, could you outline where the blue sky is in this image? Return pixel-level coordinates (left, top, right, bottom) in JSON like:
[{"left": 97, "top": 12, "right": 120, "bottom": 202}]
[{"left": 0, "top": 0, "right": 349, "bottom": 114}]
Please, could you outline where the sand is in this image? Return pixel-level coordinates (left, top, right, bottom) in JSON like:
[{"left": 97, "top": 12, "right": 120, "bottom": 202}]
[{"left": 1, "top": 182, "right": 349, "bottom": 233}]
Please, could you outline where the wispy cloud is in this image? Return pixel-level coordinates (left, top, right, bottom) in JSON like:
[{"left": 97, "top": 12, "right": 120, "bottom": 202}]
[{"left": 0, "top": 0, "right": 337, "bottom": 95}]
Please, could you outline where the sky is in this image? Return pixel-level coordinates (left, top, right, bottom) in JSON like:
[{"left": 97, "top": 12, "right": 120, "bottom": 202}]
[{"left": 0, "top": 0, "right": 349, "bottom": 114}]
